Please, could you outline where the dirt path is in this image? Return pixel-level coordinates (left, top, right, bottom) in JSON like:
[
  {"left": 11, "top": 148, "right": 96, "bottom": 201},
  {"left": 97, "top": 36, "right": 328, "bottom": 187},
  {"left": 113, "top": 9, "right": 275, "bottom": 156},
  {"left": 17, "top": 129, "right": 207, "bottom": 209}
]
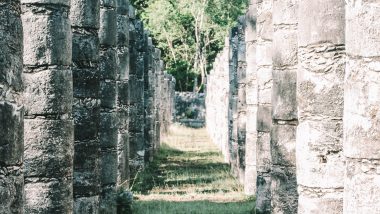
[{"left": 131, "top": 125, "right": 255, "bottom": 214}]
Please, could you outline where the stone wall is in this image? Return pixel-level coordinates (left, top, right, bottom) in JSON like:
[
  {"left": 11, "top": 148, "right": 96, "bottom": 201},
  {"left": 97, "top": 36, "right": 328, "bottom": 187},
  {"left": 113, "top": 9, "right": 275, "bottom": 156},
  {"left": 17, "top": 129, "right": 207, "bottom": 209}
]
[
  {"left": 175, "top": 92, "right": 205, "bottom": 128},
  {"left": 0, "top": 1, "right": 175, "bottom": 213},
  {"left": 206, "top": 0, "right": 380, "bottom": 213}
]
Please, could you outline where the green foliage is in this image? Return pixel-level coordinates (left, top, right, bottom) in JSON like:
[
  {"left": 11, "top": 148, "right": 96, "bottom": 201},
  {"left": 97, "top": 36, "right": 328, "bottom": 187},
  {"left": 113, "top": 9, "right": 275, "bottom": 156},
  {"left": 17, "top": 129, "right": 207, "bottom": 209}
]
[{"left": 130, "top": 0, "right": 248, "bottom": 91}]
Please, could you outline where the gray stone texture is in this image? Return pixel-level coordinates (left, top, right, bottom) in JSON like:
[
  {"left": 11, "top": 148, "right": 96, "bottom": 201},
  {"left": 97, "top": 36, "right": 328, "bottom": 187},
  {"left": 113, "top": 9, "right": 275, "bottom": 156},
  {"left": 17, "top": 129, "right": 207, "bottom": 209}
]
[
  {"left": 255, "top": 0, "right": 273, "bottom": 213},
  {"left": 206, "top": 38, "right": 231, "bottom": 163},
  {"left": 71, "top": 0, "right": 101, "bottom": 212},
  {"left": 116, "top": 0, "right": 130, "bottom": 188},
  {"left": 244, "top": 0, "right": 257, "bottom": 196},
  {"left": 175, "top": 92, "right": 205, "bottom": 128},
  {"left": 297, "top": 0, "right": 345, "bottom": 213},
  {"left": 228, "top": 26, "right": 239, "bottom": 179},
  {"left": 270, "top": 0, "right": 298, "bottom": 212},
  {"left": 99, "top": 1, "right": 118, "bottom": 213},
  {"left": 0, "top": 1, "right": 24, "bottom": 213},
  {"left": 236, "top": 16, "right": 247, "bottom": 185},
  {"left": 344, "top": 1, "right": 380, "bottom": 213},
  {"left": 0, "top": 0, "right": 175, "bottom": 212},
  {"left": 128, "top": 11, "right": 145, "bottom": 178},
  {"left": 21, "top": 0, "right": 74, "bottom": 213}
]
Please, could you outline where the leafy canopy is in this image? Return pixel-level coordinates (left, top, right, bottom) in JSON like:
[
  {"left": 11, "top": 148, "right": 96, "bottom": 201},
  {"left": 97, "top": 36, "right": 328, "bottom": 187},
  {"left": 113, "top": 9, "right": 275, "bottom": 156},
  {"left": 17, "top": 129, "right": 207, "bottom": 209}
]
[{"left": 131, "top": 0, "right": 248, "bottom": 91}]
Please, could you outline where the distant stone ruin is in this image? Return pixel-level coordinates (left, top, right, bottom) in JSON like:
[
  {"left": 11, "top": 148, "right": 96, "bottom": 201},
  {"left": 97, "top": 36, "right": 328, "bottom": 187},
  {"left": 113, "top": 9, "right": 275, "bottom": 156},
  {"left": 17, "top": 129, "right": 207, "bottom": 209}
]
[
  {"left": 0, "top": 0, "right": 175, "bottom": 213},
  {"left": 175, "top": 92, "right": 205, "bottom": 128},
  {"left": 206, "top": 0, "right": 380, "bottom": 213}
]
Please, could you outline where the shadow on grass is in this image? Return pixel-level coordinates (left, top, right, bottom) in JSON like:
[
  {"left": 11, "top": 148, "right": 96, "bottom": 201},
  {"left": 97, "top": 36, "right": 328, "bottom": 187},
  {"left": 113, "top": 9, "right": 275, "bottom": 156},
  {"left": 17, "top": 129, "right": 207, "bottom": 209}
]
[
  {"left": 132, "top": 200, "right": 255, "bottom": 214},
  {"left": 130, "top": 142, "right": 255, "bottom": 214},
  {"left": 131, "top": 144, "right": 232, "bottom": 194}
]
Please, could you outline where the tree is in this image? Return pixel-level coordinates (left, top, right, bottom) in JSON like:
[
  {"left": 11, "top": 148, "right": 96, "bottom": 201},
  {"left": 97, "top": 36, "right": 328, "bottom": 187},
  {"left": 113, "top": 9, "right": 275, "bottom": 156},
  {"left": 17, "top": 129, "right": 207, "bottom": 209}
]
[{"left": 130, "top": 0, "right": 248, "bottom": 92}]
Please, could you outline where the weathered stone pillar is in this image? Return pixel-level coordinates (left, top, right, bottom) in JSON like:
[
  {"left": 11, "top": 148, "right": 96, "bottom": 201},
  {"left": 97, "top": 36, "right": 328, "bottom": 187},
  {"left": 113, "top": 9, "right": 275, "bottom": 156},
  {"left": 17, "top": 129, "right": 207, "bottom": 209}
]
[
  {"left": 128, "top": 7, "right": 145, "bottom": 177},
  {"left": 270, "top": 0, "right": 298, "bottom": 212},
  {"left": 143, "top": 33, "right": 154, "bottom": 163},
  {"left": 70, "top": 0, "right": 101, "bottom": 212},
  {"left": 222, "top": 42, "right": 231, "bottom": 163},
  {"left": 255, "top": 0, "right": 273, "bottom": 213},
  {"left": 236, "top": 16, "right": 247, "bottom": 184},
  {"left": 99, "top": 0, "right": 118, "bottom": 212},
  {"left": 0, "top": 1, "right": 24, "bottom": 213},
  {"left": 297, "top": 0, "right": 345, "bottom": 213},
  {"left": 153, "top": 48, "right": 162, "bottom": 152},
  {"left": 116, "top": 0, "right": 130, "bottom": 187},
  {"left": 159, "top": 60, "right": 164, "bottom": 143},
  {"left": 228, "top": 26, "right": 239, "bottom": 177},
  {"left": 344, "top": 1, "right": 380, "bottom": 213},
  {"left": 244, "top": 0, "right": 257, "bottom": 196},
  {"left": 21, "top": 0, "right": 74, "bottom": 212}
]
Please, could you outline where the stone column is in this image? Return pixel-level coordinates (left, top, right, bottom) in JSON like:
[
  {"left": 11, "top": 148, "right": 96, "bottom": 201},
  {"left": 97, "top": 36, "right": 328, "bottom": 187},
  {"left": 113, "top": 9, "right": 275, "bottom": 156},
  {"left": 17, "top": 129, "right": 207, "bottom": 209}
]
[
  {"left": 255, "top": 0, "right": 273, "bottom": 213},
  {"left": 99, "top": 0, "right": 118, "bottom": 212},
  {"left": 116, "top": 0, "right": 130, "bottom": 187},
  {"left": 70, "top": 0, "right": 101, "bottom": 212},
  {"left": 159, "top": 62, "right": 166, "bottom": 136},
  {"left": 160, "top": 72, "right": 169, "bottom": 135},
  {"left": 0, "top": 1, "right": 24, "bottom": 213},
  {"left": 128, "top": 8, "right": 145, "bottom": 177},
  {"left": 244, "top": 0, "right": 258, "bottom": 196},
  {"left": 344, "top": 1, "right": 380, "bottom": 213},
  {"left": 236, "top": 16, "right": 247, "bottom": 184},
  {"left": 297, "top": 0, "right": 345, "bottom": 213},
  {"left": 143, "top": 33, "right": 154, "bottom": 163},
  {"left": 222, "top": 41, "right": 231, "bottom": 163},
  {"left": 21, "top": 0, "right": 74, "bottom": 212},
  {"left": 270, "top": 0, "right": 298, "bottom": 212},
  {"left": 228, "top": 26, "right": 239, "bottom": 177},
  {"left": 153, "top": 48, "right": 162, "bottom": 152}
]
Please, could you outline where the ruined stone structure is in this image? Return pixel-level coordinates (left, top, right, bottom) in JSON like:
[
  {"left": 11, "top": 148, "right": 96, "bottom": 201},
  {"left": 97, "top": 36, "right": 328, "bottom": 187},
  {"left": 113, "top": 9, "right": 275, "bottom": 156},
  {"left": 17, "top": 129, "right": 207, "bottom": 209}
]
[
  {"left": 71, "top": 0, "right": 101, "bottom": 212},
  {"left": 2, "top": 0, "right": 380, "bottom": 213},
  {"left": 175, "top": 92, "right": 205, "bottom": 128},
  {"left": 244, "top": 0, "right": 258, "bottom": 196},
  {"left": 206, "top": 0, "right": 380, "bottom": 213},
  {"left": 22, "top": 0, "right": 74, "bottom": 212},
  {"left": 0, "top": 1, "right": 175, "bottom": 213}
]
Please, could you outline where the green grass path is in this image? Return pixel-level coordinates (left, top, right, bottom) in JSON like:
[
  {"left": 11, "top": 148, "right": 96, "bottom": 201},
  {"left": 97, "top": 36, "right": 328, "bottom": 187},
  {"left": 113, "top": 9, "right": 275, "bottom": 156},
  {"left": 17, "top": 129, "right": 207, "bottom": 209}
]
[{"left": 131, "top": 125, "right": 255, "bottom": 214}]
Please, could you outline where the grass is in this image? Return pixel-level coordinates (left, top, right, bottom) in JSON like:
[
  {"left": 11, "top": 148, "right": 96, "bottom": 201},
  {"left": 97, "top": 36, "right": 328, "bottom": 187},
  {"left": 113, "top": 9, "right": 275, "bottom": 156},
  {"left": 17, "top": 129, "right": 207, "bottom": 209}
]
[{"left": 131, "top": 125, "right": 255, "bottom": 214}]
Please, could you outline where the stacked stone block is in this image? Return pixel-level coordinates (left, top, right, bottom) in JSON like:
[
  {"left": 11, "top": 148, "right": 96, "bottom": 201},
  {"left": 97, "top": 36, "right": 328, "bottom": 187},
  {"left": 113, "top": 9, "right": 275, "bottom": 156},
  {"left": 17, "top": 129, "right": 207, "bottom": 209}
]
[
  {"left": 144, "top": 36, "right": 154, "bottom": 163},
  {"left": 99, "top": 0, "right": 119, "bottom": 212},
  {"left": 128, "top": 7, "right": 145, "bottom": 177},
  {"left": 116, "top": 0, "right": 130, "bottom": 187},
  {"left": 153, "top": 48, "right": 162, "bottom": 152},
  {"left": 0, "top": 1, "right": 175, "bottom": 213},
  {"left": 70, "top": 0, "right": 101, "bottom": 212},
  {"left": 207, "top": 1, "right": 378, "bottom": 213},
  {"left": 255, "top": 0, "right": 273, "bottom": 212},
  {"left": 236, "top": 16, "right": 247, "bottom": 184},
  {"left": 244, "top": 0, "right": 258, "bottom": 196},
  {"left": 270, "top": 0, "right": 298, "bottom": 213},
  {"left": 21, "top": 0, "right": 74, "bottom": 212},
  {"left": 228, "top": 26, "right": 239, "bottom": 178},
  {"left": 207, "top": 40, "right": 230, "bottom": 162},
  {"left": 0, "top": 1, "right": 24, "bottom": 213},
  {"left": 297, "top": 0, "right": 345, "bottom": 213},
  {"left": 344, "top": 1, "right": 380, "bottom": 213}
]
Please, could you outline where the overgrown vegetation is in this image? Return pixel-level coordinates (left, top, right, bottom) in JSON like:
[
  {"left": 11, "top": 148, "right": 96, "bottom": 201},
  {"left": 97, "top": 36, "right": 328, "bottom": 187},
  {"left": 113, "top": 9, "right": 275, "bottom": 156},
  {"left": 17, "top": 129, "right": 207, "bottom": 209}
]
[
  {"left": 130, "top": 0, "right": 248, "bottom": 92},
  {"left": 131, "top": 125, "right": 255, "bottom": 213}
]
